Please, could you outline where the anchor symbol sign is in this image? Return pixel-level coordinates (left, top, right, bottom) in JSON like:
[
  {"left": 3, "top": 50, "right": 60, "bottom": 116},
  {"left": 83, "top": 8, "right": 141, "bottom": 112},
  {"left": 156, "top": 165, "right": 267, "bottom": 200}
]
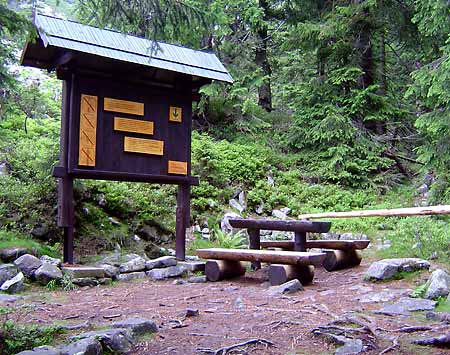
[{"left": 169, "top": 106, "right": 182, "bottom": 122}]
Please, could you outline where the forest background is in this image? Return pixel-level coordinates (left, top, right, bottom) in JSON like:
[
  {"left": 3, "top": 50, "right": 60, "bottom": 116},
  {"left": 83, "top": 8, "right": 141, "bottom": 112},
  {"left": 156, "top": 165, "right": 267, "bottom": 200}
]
[{"left": 0, "top": 0, "right": 449, "bottom": 264}]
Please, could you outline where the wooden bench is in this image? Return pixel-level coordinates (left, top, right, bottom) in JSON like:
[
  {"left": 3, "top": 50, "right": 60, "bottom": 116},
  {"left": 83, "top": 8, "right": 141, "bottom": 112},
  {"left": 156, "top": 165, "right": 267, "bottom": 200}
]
[
  {"left": 197, "top": 248, "right": 326, "bottom": 284},
  {"left": 260, "top": 239, "right": 370, "bottom": 271}
]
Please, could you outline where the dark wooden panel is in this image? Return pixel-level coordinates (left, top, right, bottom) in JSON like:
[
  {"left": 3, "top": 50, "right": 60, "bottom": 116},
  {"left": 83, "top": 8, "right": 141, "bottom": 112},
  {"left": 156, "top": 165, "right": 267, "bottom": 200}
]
[{"left": 229, "top": 218, "right": 331, "bottom": 233}]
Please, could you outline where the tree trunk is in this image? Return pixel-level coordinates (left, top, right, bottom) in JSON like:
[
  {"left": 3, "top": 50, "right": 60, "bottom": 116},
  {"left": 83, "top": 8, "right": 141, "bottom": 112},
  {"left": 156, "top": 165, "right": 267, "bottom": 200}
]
[{"left": 255, "top": 0, "right": 272, "bottom": 112}]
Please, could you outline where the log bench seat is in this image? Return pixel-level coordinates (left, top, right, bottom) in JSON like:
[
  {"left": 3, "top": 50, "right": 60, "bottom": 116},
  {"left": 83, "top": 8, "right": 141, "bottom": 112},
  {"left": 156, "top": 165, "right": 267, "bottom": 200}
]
[
  {"left": 260, "top": 239, "right": 370, "bottom": 271},
  {"left": 196, "top": 248, "right": 326, "bottom": 284}
]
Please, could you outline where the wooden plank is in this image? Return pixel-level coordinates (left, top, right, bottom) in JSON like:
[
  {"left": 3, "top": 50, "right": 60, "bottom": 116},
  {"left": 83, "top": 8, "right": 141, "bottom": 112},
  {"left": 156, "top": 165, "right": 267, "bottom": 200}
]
[
  {"left": 124, "top": 137, "right": 164, "bottom": 155},
  {"left": 104, "top": 97, "right": 144, "bottom": 116},
  {"left": 196, "top": 248, "right": 326, "bottom": 266},
  {"left": 168, "top": 160, "right": 188, "bottom": 175},
  {"left": 229, "top": 218, "right": 331, "bottom": 233},
  {"left": 297, "top": 205, "right": 450, "bottom": 219},
  {"left": 260, "top": 240, "right": 370, "bottom": 250},
  {"left": 78, "top": 94, "right": 98, "bottom": 166},
  {"left": 169, "top": 106, "right": 182, "bottom": 122},
  {"left": 114, "top": 117, "right": 154, "bottom": 135}
]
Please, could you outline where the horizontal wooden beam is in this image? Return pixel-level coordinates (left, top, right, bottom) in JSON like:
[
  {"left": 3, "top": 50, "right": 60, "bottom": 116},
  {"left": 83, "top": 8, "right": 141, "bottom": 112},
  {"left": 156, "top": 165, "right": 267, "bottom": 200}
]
[
  {"left": 297, "top": 205, "right": 450, "bottom": 220},
  {"left": 196, "top": 248, "right": 326, "bottom": 266},
  {"left": 228, "top": 218, "right": 331, "bottom": 233},
  {"left": 260, "top": 240, "right": 370, "bottom": 250}
]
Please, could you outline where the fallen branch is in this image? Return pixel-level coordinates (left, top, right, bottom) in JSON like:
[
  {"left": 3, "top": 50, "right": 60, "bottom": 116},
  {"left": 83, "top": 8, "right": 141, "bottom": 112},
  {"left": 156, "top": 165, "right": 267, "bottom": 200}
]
[
  {"left": 379, "top": 336, "right": 399, "bottom": 354},
  {"left": 197, "top": 338, "right": 274, "bottom": 355},
  {"left": 412, "top": 333, "right": 450, "bottom": 347},
  {"left": 378, "top": 325, "right": 432, "bottom": 333}
]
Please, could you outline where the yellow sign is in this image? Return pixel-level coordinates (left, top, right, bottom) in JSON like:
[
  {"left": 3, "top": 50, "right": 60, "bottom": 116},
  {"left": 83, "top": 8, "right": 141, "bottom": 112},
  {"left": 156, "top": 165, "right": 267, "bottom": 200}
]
[
  {"left": 169, "top": 106, "right": 182, "bottom": 122},
  {"left": 124, "top": 137, "right": 164, "bottom": 155},
  {"left": 78, "top": 94, "right": 98, "bottom": 166},
  {"left": 168, "top": 160, "right": 188, "bottom": 175},
  {"left": 104, "top": 98, "right": 144, "bottom": 116},
  {"left": 114, "top": 117, "right": 154, "bottom": 135}
]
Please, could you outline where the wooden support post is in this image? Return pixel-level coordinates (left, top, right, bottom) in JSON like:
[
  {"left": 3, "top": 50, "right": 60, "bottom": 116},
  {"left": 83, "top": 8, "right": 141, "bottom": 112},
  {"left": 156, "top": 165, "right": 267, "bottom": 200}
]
[
  {"left": 269, "top": 264, "right": 315, "bottom": 286},
  {"left": 205, "top": 260, "right": 246, "bottom": 282},
  {"left": 176, "top": 184, "right": 190, "bottom": 261},
  {"left": 248, "top": 228, "right": 261, "bottom": 270},
  {"left": 294, "top": 231, "right": 306, "bottom": 252},
  {"left": 322, "top": 249, "right": 362, "bottom": 271}
]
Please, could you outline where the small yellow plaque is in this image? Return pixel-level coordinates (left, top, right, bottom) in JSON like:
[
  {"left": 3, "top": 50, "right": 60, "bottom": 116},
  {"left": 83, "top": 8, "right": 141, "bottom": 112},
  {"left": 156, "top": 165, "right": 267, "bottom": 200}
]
[
  {"left": 124, "top": 137, "right": 164, "bottom": 155},
  {"left": 78, "top": 94, "right": 98, "bottom": 166},
  {"left": 168, "top": 160, "right": 188, "bottom": 175},
  {"left": 104, "top": 98, "right": 144, "bottom": 116},
  {"left": 169, "top": 106, "right": 182, "bottom": 122},
  {"left": 114, "top": 117, "right": 154, "bottom": 135}
]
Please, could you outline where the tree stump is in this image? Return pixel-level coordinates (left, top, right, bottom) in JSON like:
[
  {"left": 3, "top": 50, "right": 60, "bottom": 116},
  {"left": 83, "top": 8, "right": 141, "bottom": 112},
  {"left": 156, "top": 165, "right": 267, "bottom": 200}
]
[
  {"left": 268, "top": 264, "right": 315, "bottom": 286},
  {"left": 322, "top": 249, "right": 362, "bottom": 271},
  {"left": 205, "top": 260, "right": 246, "bottom": 282}
]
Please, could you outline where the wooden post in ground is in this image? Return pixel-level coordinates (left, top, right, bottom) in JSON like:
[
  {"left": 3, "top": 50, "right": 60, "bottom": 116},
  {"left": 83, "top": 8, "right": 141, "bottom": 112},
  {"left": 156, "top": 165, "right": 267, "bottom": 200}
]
[
  {"left": 248, "top": 228, "right": 261, "bottom": 270},
  {"left": 176, "top": 184, "right": 190, "bottom": 261},
  {"left": 294, "top": 231, "right": 306, "bottom": 252}
]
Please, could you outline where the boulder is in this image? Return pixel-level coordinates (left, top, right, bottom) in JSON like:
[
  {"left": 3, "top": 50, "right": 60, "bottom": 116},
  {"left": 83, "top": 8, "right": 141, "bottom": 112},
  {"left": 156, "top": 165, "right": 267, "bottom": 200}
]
[
  {"left": 425, "top": 269, "right": 450, "bottom": 300},
  {"left": 40, "top": 255, "right": 62, "bottom": 267},
  {"left": 112, "top": 317, "right": 158, "bottom": 336},
  {"left": 119, "top": 256, "right": 146, "bottom": 273},
  {"left": 272, "top": 209, "right": 287, "bottom": 219},
  {"left": 188, "top": 276, "right": 207, "bottom": 283},
  {"left": 220, "top": 212, "right": 241, "bottom": 233},
  {"left": 0, "top": 247, "right": 28, "bottom": 262},
  {"left": 374, "top": 297, "right": 437, "bottom": 316},
  {"left": 34, "top": 263, "right": 63, "bottom": 285},
  {"left": 116, "top": 272, "right": 146, "bottom": 282},
  {"left": 0, "top": 263, "right": 19, "bottom": 286},
  {"left": 145, "top": 256, "right": 177, "bottom": 270},
  {"left": 229, "top": 199, "right": 245, "bottom": 213},
  {"left": 59, "top": 337, "right": 102, "bottom": 355},
  {"left": 99, "top": 253, "right": 143, "bottom": 267},
  {"left": 1, "top": 272, "right": 24, "bottom": 293},
  {"left": 267, "top": 279, "right": 303, "bottom": 296},
  {"left": 98, "top": 264, "right": 119, "bottom": 279},
  {"left": 335, "top": 339, "right": 363, "bottom": 355},
  {"left": 72, "top": 328, "right": 133, "bottom": 353},
  {"left": 15, "top": 345, "right": 61, "bottom": 355},
  {"left": 146, "top": 265, "right": 186, "bottom": 280},
  {"left": 14, "top": 254, "right": 43, "bottom": 277},
  {"left": 366, "top": 258, "right": 430, "bottom": 281}
]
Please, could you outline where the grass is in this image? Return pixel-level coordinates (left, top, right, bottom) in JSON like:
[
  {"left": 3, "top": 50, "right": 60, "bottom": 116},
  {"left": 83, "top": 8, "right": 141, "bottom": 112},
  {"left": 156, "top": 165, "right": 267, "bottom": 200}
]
[
  {"left": 434, "top": 297, "right": 450, "bottom": 312},
  {"left": 0, "top": 230, "right": 59, "bottom": 258}
]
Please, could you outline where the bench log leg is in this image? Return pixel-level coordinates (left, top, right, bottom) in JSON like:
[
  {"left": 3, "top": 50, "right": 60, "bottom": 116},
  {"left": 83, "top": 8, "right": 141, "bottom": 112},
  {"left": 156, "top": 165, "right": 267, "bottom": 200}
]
[
  {"left": 294, "top": 231, "right": 306, "bottom": 252},
  {"left": 248, "top": 228, "right": 261, "bottom": 270},
  {"left": 268, "top": 264, "right": 315, "bottom": 286},
  {"left": 322, "top": 249, "right": 362, "bottom": 271},
  {"left": 205, "top": 260, "right": 246, "bottom": 282}
]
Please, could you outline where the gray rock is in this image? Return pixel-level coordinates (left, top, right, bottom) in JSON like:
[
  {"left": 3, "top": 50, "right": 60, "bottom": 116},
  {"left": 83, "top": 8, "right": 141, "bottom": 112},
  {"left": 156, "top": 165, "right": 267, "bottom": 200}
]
[
  {"left": 172, "top": 279, "right": 186, "bottom": 285},
  {"left": 108, "top": 217, "right": 120, "bottom": 225},
  {"left": 112, "top": 317, "right": 158, "bottom": 335},
  {"left": 374, "top": 297, "right": 437, "bottom": 316},
  {"left": 145, "top": 256, "right": 177, "bottom": 270},
  {"left": 1, "top": 272, "right": 24, "bottom": 293},
  {"left": 0, "top": 294, "right": 19, "bottom": 303},
  {"left": 62, "top": 267, "right": 105, "bottom": 279},
  {"left": 119, "top": 256, "right": 146, "bottom": 273},
  {"left": 40, "top": 255, "right": 62, "bottom": 267},
  {"left": 99, "top": 253, "right": 143, "bottom": 267},
  {"left": 177, "top": 261, "right": 205, "bottom": 272},
  {"left": 146, "top": 265, "right": 186, "bottom": 280},
  {"left": 229, "top": 198, "right": 244, "bottom": 213},
  {"left": 15, "top": 345, "right": 61, "bottom": 355},
  {"left": 31, "top": 225, "right": 49, "bottom": 239},
  {"left": 14, "top": 254, "right": 43, "bottom": 277},
  {"left": 0, "top": 263, "right": 19, "bottom": 285},
  {"left": 255, "top": 204, "right": 264, "bottom": 215},
  {"left": 272, "top": 209, "right": 287, "bottom": 219},
  {"left": 185, "top": 255, "right": 200, "bottom": 262},
  {"left": 98, "top": 264, "right": 119, "bottom": 279},
  {"left": 335, "top": 339, "right": 363, "bottom": 355},
  {"left": 366, "top": 258, "right": 430, "bottom": 281},
  {"left": 425, "top": 269, "right": 450, "bottom": 300},
  {"left": 357, "top": 289, "right": 408, "bottom": 303},
  {"left": 0, "top": 247, "right": 28, "bottom": 262},
  {"left": 72, "top": 278, "right": 99, "bottom": 287},
  {"left": 201, "top": 227, "right": 210, "bottom": 240},
  {"left": 60, "top": 321, "right": 91, "bottom": 331},
  {"left": 0, "top": 161, "right": 8, "bottom": 176},
  {"left": 72, "top": 328, "right": 133, "bottom": 353},
  {"left": 188, "top": 276, "right": 207, "bottom": 283},
  {"left": 340, "top": 233, "right": 369, "bottom": 241},
  {"left": 35, "top": 263, "right": 63, "bottom": 285},
  {"left": 220, "top": 212, "right": 241, "bottom": 232},
  {"left": 116, "top": 272, "right": 146, "bottom": 282},
  {"left": 268, "top": 279, "right": 303, "bottom": 295},
  {"left": 59, "top": 337, "right": 102, "bottom": 355}
]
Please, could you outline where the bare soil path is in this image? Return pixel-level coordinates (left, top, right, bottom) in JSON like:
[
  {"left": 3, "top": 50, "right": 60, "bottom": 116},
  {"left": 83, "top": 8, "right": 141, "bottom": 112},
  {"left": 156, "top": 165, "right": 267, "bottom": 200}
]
[{"left": 14, "top": 261, "right": 450, "bottom": 355}]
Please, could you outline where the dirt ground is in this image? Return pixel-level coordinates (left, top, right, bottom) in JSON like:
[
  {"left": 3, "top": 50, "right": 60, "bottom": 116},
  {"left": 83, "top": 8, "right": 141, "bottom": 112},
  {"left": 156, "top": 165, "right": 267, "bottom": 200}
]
[{"left": 11, "top": 260, "right": 450, "bottom": 355}]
